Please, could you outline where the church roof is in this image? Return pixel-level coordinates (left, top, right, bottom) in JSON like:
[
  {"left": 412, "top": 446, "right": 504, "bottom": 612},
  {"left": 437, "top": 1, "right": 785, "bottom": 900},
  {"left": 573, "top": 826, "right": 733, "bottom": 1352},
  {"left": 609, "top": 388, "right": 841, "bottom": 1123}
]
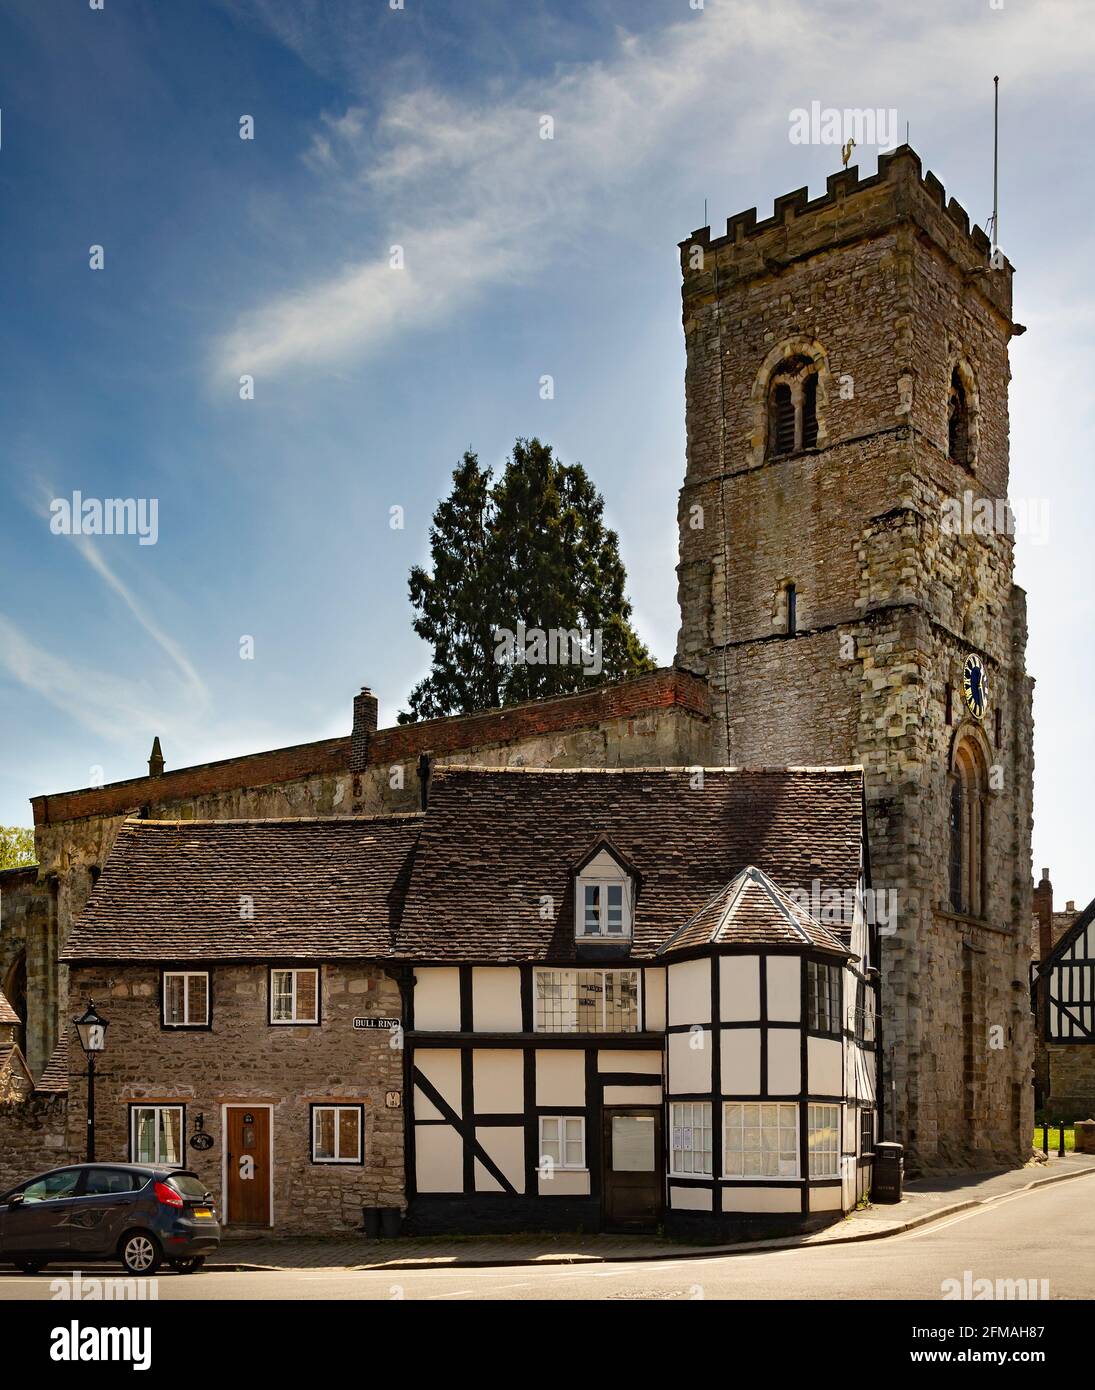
[
  {"left": 397, "top": 767, "right": 864, "bottom": 961},
  {"left": 61, "top": 815, "right": 422, "bottom": 962},
  {"left": 657, "top": 865, "right": 851, "bottom": 957},
  {"left": 0, "top": 989, "right": 19, "bottom": 1025}
]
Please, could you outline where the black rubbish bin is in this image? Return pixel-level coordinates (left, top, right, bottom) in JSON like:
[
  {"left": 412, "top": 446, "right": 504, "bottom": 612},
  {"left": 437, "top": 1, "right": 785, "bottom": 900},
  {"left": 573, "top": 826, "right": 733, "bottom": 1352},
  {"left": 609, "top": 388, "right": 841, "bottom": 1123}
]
[
  {"left": 871, "top": 1141, "right": 904, "bottom": 1203},
  {"left": 362, "top": 1207, "right": 382, "bottom": 1238},
  {"left": 380, "top": 1207, "right": 402, "bottom": 1238}
]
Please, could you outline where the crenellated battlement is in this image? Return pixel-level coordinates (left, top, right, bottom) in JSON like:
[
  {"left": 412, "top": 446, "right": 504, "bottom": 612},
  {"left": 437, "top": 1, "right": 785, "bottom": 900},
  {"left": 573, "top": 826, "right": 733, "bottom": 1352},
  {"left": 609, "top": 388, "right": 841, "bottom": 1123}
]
[{"left": 681, "top": 145, "right": 1006, "bottom": 277}]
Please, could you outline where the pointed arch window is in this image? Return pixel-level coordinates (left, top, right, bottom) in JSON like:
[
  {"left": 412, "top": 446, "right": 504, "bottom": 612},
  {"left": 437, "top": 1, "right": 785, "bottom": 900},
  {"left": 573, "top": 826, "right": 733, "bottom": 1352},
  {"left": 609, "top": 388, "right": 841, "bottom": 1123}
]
[
  {"left": 949, "top": 741, "right": 987, "bottom": 917},
  {"left": 767, "top": 356, "right": 819, "bottom": 459}
]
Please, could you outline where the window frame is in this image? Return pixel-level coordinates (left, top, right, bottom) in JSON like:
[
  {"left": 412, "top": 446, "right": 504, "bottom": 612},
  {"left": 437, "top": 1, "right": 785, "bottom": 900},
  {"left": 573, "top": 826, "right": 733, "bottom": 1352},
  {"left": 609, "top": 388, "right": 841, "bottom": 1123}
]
[
  {"left": 309, "top": 1103, "right": 365, "bottom": 1166},
  {"left": 807, "top": 960, "right": 842, "bottom": 1036},
  {"left": 128, "top": 1103, "right": 186, "bottom": 1166},
  {"left": 161, "top": 969, "right": 211, "bottom": 1029},
  {"left": 722, "top": 1102, "right": 800, "bottom": 1180},
  {"left": 268, "top": 966, "right": 321, "bottom": 1026},
  {"left": 859, "top": 1107, "right": 874, "bottom": 1159},
  {"left": 537, "top": 1115, "right": 587, "bottom": 1172},
  {"left": 807, "top": 1103, "right": 841, "bottom": 1179},
  {"left": 766, "top": 356, "right": 820, "bottom": 460},
  {"left": 533, "top": 968, "right": 641, "bottom": 1033},
  {"left": 575, "top": 876, "right": 632, "bottom": 940},
  {"left": 669, "top": 1101, "right": 713, "bottom": 1178}
]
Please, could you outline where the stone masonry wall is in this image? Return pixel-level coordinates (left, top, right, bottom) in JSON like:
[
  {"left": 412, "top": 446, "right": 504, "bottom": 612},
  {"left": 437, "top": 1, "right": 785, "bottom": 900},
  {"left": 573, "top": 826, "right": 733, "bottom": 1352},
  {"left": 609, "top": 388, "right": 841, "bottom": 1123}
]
[
  {"left": 0, "top": 1096, "right": 73, "bottom": 1193},
  {"left": 66, "top": 962, "right": 405, "bottom": 1233},
  {"left": 675, "top": 148, "right": 1033, "bottom": 1169}
]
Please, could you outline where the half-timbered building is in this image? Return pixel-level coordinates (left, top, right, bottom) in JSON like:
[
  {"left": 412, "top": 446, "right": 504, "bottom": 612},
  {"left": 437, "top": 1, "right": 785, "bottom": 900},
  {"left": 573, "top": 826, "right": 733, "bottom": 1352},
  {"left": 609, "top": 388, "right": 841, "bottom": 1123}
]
[
  {"left": 398, "top": 766, "right": 880, "bottom": 1238},
  {"left": 1035, "top": 894, "right": 1095, "bottom": 1116},
  {"left": 41, "top": 764, "right": 880, "bottom": 1239}
]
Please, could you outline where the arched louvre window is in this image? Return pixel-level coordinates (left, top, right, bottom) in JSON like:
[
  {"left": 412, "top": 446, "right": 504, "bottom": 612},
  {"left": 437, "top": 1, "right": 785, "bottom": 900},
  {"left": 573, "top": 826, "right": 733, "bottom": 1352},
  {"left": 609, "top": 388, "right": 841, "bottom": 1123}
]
[
  {"left": 949, "top": 742, "right": 987, "bottom": 916},
  {"left": 772, "top": 383, "right": 796, "bottom": 455},
  {"left": 948, "top": 368, "right": 970, "bottom": 469},
  {"left": 767, "top": 355, "right": 820, "bottom": 459}
]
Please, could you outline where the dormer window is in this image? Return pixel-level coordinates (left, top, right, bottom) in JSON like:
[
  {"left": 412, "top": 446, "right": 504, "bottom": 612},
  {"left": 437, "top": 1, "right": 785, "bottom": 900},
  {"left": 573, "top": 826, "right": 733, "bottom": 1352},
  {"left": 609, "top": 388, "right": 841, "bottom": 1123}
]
[
  {"left": 581, "top": 880, "right": 628, "bottom": 937},
  {"left": 574, "top": 844, "right": 635, "bottom": 941}
]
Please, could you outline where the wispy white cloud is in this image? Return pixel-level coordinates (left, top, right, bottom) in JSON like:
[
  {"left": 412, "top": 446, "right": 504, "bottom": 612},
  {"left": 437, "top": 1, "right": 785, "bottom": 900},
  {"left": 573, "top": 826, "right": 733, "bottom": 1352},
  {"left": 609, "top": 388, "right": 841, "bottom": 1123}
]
[
  {"left": 0, "top": 479, "right": 210, "bottom": 749},
  {"left": 213, "top": 0, "right": 1095, "bottom": 381}
]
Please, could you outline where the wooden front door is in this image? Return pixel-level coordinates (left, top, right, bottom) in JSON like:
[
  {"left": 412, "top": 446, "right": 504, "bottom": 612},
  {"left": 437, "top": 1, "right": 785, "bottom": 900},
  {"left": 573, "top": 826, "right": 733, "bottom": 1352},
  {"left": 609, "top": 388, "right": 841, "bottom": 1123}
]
[
  {"left": 225, "top": 1107, "right": 270, "bottom": 1226},
  {"left": 602, "top": 1107, "right": 662, "bottom": 1232}
]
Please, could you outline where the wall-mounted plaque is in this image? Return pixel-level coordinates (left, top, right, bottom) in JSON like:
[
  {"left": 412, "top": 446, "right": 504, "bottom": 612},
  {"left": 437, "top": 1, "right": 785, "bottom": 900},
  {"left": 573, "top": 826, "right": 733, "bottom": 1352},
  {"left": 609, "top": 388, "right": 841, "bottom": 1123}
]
[{"left": 353, "top": 1017, "right": 400, "bottom": 1030}]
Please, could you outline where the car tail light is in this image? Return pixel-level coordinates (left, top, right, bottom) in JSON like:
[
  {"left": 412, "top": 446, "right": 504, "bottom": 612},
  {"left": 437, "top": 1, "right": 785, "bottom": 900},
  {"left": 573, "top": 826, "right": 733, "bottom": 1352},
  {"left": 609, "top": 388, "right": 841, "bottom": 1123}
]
[{"left": 153, "top": 1180, "right": 184, "bottom": 1208}]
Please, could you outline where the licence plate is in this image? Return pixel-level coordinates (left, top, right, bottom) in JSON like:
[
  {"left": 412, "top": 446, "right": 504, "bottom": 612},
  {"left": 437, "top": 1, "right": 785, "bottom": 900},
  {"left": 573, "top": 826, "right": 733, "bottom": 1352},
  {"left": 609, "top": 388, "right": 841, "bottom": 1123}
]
[{"left": 194, "top": 1207, "right": 214, "bottom": 1219}]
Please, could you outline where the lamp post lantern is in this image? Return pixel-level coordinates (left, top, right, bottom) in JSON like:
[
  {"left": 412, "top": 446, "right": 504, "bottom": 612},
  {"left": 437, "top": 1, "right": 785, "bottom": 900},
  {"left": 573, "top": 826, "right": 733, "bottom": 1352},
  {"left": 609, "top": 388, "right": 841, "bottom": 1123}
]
[{"left": 74, "top": 1000, "right": 109, "bottom": 1162}]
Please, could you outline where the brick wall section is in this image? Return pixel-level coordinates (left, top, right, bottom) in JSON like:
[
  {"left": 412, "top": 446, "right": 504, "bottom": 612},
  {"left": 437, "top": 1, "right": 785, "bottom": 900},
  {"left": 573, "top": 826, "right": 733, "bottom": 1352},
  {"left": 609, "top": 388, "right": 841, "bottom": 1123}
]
[
  {"left": 31, "top": 737, "right": 353, "bottom": 828},
  {"left": 363, "top": 668, "right": 710, "bottom": 768},
  {"left": 65, "top": 962, "right": 405, "bottom": 1232}
]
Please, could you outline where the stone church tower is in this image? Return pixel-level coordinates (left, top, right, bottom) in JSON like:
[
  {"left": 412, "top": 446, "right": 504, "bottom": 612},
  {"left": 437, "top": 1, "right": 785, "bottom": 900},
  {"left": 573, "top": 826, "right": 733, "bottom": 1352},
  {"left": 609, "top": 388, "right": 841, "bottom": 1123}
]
[{"left": 675, "top": 146, "right": 1034, "bottom": 1168}]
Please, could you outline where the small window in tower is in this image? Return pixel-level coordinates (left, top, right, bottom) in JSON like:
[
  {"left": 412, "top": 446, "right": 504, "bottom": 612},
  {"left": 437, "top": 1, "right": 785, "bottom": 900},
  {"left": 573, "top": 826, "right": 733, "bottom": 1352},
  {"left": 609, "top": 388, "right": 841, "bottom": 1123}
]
[
  {"left": 944, "top": 682, "right": 953, "bottom": 725},
  {"left": 948, "top": 368, "right": 970, "bottom": 469},
  {"left": 771, "top": 383, "right": 796, "bottom": 456},
  {"left": 786, "top": 583, "right": 797, "bottom": 635},
  {"left": 802, "top": 373, "right": 819, "bottom": 449},
  {"left": 766, "top": 355, "right": 820, "bottom": 459}
]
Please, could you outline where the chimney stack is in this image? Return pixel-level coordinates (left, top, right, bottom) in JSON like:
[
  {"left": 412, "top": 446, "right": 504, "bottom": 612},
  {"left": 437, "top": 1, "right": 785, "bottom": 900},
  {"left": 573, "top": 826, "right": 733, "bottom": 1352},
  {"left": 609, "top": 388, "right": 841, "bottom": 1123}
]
[
  {"left": 351, "top": 686, "right": 379, "bottom": 771},
  {"left": 1033, "top": 867, "right": 1053, "bottom": 964},
  {"left": 148, "top": 737, "right": 165, "bottom": 778}
]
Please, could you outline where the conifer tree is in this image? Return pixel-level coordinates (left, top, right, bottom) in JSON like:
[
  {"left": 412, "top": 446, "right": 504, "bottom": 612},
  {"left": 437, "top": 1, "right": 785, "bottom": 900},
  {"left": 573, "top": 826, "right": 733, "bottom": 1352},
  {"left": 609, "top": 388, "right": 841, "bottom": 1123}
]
[{"left": 400, "top": 439, "right": 654, "bottom": 721}]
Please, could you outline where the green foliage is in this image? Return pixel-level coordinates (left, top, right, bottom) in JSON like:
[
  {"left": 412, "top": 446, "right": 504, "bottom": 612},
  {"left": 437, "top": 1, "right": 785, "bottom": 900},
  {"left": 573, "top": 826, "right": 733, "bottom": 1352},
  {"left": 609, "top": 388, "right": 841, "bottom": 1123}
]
[
  {"left": 401, "top": 439, "right": 655, "bottom": 722},
  {"left": 0, "top": 826, "right": 36, "bottom": 870}
]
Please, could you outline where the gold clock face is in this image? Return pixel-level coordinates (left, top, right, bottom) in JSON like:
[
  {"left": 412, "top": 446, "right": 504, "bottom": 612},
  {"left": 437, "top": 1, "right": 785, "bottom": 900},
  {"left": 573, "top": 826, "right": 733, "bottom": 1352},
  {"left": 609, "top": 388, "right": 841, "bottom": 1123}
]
[{"left": 962, "top": 654, "right": 988, "bottom": 721}]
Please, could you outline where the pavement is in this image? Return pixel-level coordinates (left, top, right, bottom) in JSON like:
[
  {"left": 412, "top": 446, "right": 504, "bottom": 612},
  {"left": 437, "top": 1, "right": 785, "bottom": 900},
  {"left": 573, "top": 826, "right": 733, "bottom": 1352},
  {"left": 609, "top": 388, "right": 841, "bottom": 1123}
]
[{"left": 207, "top": 1151, "right": 1095, "bottom": 1272}]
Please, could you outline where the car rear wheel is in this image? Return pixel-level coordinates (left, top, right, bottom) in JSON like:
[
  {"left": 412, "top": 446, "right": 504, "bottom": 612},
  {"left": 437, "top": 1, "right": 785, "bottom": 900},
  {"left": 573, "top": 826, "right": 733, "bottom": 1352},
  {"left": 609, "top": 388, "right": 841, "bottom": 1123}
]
[
  {"left": 119, "top": 1231, "right": 161, "bottom": 1276},
  {"left": 15, "top": 1260, "right": 45, "bottom": 1275},
  {"left": 170, "top": 1256, "right": 205, "bottom": 1274}
]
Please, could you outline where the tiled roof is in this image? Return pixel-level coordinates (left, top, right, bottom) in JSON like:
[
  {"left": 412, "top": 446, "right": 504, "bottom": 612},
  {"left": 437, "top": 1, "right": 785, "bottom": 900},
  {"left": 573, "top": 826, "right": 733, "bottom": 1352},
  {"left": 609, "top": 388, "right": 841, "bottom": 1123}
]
[
  {"left": 658, "top": 866, "right": 852, "bottom": 957},
  {"left": 61, "top": 815, "right": 423, "bottom": 962},
  {"left": 0, "top": 989, "right": 19, "bottom": 1025},
  {"left": 398, "top": 767, "right": 864, "bottom": 961},
  {"left": 36, "top": 1036, "right": 70, "bottom": 1093}
]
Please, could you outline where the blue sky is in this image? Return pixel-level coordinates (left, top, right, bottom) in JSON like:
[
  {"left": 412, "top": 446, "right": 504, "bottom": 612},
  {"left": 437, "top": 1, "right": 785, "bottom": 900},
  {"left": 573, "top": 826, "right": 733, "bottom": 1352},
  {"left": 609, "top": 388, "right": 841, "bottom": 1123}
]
[{"left": 0, "top": 0, "right": 1092, "bottom": 901}]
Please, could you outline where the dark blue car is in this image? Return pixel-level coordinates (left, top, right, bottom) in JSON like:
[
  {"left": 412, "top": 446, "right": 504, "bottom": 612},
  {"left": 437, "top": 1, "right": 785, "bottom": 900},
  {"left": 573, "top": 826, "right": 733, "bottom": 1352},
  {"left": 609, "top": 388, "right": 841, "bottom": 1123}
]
[{"left": 0, "top": 1163, "right": 221, "bottom": 1275}]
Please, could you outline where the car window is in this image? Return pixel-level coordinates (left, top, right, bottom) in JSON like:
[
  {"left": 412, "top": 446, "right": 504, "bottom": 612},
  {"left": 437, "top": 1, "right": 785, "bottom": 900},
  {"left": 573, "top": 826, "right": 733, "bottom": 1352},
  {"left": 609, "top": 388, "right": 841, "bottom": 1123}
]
[
  {"left": 82, "top": 1168, "right": 142, "bottom": 1196},
  {"left": 21, "top": 1170, "right": 82, "bottom": 1202},
  {"left": 166, "top": 1173, "right": 209, "bottom": 1200}
]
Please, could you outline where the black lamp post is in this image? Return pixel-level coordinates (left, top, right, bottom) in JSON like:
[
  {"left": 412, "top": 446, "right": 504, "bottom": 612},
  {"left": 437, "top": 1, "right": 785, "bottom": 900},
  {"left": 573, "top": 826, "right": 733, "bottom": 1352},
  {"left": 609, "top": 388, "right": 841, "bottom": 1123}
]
[{"left": 74, "top": 1000, "right": 109, "bottom": 1162}]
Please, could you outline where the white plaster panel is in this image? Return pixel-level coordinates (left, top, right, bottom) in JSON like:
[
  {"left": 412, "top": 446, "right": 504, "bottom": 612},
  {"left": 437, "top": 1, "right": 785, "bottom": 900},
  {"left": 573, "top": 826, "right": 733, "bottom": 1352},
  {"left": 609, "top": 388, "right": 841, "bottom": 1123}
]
[
  {"left": 766, "top": 957, "right": 802, "bottom": 1022},
  {"left": 472, "top": 1049, "right": 523, "bottom": 1113},
  {"left": 668, "top": 1028, "right": 711, "bottom": 1092},
  {"left": 415, "top": 1125, "right": 462, "bottom": 1193},
  {"left": 472, "top": 967, "right": 522, "bottom": 1032},
  {"left": 668, "top": 958, "right": 712, "bottom": 1026},
  {"left": 535, "top": 1049, "right": 586, "bottom": 1106},
  {"left": 413, "top": 967, "right": 461, "bottom": 1031},
  {"left": 720, "top": 1029, "right": 761, "bottom": 1095},
  {"left": 719, "top": 956, "right": 759, "bottom": 1021}
]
